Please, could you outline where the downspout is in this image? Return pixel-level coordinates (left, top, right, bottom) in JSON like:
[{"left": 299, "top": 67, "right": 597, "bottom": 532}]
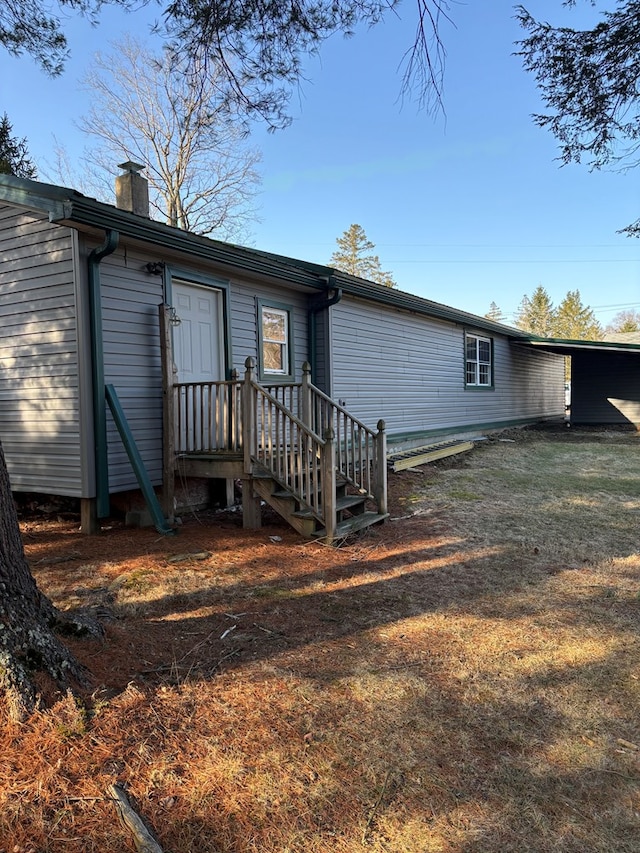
[
  {"left": 88, "top": 230, "right": 119, "bottom": 518},
  {"left": 309, "top": 274, "right": 342, "bottom": 387}
]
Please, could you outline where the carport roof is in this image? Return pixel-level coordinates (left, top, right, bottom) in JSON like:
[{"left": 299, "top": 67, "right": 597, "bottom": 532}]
[{"left": 517, "top": 336, "right": 640, "bottom": 356}]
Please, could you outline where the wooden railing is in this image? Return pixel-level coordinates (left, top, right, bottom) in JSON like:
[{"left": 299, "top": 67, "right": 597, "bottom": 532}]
[
  {"left": 174, "top": 377, "right": 242, "bottom": 453},
  {"left": 300, "top": 364, "right": 386, "bottom": 513},
  {"left": 262, "top": 381, "right": 302, "bottom": 417},
  {"left": 169, "top": 354, "right": 387, "bottom": 530},
  {"left": 243, "top": 360, "right": 332, "bottom": 528}
]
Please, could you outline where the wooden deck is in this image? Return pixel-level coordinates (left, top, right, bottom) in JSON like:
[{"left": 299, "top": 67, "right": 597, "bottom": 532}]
[{"left": 160, "top": 311, "right": 387, "bottom": 543}]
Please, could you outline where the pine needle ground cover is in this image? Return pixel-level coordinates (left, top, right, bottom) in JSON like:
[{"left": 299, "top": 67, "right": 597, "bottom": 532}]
[{"left": 2, "top": 426, "right": 639, "bottom": 852}]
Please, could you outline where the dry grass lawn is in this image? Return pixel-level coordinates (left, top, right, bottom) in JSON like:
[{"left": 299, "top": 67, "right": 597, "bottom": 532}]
[{"left": 1, "top": 424, "right": 639, "bottom": 852}]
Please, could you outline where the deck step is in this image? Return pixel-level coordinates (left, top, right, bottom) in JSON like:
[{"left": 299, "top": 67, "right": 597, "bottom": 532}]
[
  {"left": 292, "top": 493, "right": 367, "bottom": 519},
  {"left": 336, "top": 494, "right": 367, "bottom": 514},
  {"left": 250, "top": 476, "right": 317, "bottom": 536},
  {"left": 313, "top": 511, "right": 389, "bottom": 540}
]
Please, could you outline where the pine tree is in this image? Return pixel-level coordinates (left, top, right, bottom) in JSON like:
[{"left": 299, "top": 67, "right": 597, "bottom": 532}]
[
  {"left": 514, "top": 286, "right": 555, "bottom": 336},
  {"left": 0, "top": 439, "right": 99, "bottom": 719},
  {"left": 329, "top": 224, "right": 396, "bottom": 288},
  {"left": 517, "top": 3, "right": 640, "bottom": 235},
  {"left": 552, "top": 290, "right": 603, "bottom": 341},
  {"left": 0, "top": 114, "right": 37, "bottom": 178},
  {"left": 484, "top": 302, "right": 504, "bottom": 323}
]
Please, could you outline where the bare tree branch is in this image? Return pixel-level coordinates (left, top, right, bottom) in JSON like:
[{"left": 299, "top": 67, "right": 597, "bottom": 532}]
[
  {"left": 3, "top": 1, "right": 455, "bottom": 127},
  {"left": 73, "top": 36, "right": 261, "bottom": 240},
  {"left": 400, "top": 0, "right": 453, "bottom": 113}
]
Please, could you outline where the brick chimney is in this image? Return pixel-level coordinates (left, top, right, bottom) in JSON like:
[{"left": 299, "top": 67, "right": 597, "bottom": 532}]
[{"left": 115, "top": 161, "right": 149, "bottom": 217}]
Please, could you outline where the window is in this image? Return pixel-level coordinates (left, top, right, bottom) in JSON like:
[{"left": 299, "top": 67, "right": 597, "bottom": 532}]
[
  {"left": 259, "top": 303, "right": 293, "bottom": 379},
  {"left": 465, "top": 333, "right": 492, "bottom": 387}
]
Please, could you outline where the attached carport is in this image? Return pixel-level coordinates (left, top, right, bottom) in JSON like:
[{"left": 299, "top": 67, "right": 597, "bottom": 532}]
[{"left": 517, "top": 337, "right": 640, "bottom": 427}]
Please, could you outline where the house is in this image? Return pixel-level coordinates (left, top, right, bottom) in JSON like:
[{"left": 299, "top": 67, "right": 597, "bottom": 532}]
[{"left": 0, "top": 169, "right": 567, "bottom": 540}]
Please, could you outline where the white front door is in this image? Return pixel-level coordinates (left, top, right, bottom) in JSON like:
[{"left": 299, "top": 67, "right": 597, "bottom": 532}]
[
  {"left": 172, "top": 281, "right": 224, "bottom": 383},
  {"left": 172, "top": 281, "right": 225, "bottom": 451}
]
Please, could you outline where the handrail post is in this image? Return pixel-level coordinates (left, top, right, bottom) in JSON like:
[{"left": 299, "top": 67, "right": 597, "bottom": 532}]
[
  {"left": 301, "top": 361, "right": 313, "bottom": 431},
  {"left": 241, "top": 356, "right": 261, "bottom": 529},
  {"left": 374, "top": 419, "right": 388, "bottom": 516},
  {"left": 322, "top": 426, "right": 337, "bottom": 544},
  {"left": 242, "top": 357, "right": 256, "bottom": 474}
]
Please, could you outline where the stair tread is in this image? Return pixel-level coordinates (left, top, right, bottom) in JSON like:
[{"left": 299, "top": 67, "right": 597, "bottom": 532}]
[
  {"left": 292, "top": 493, "right": 366, "bottom": 519},
  {"left": 313, "top": 511, "right": 389, "bottom": 539},
  {"left": 336, "top": 494, "right": 368, "bottom": 509}
]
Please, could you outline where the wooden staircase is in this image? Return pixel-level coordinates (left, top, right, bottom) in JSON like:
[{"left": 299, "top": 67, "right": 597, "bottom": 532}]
[
  {"left": 165, "top": 340, "right": 388, "bottom": 543},
  {"left": 243, "top": 355, "right": 388, "bottom": 542},
  {"left": 251, "top": 469, "right": 388, "bottom": 541}
]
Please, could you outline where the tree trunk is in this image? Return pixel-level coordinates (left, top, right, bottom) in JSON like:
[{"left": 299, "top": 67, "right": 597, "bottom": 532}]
[{"left": 0, "top": 440, "right": 99, "bottom": 720}]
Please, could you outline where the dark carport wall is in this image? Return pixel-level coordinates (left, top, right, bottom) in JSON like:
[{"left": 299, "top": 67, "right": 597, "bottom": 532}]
[{"left": 520, "top": 337, "right": 640, "bottom": 426}]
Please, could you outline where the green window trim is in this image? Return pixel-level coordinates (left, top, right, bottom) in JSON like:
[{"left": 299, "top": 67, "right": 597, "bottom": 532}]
[
  {"left": 464, "top": 331, "right": 494, "bottom": 389},
  {"left": 257, "top": 298, "right": 296, "bottom": 382}
]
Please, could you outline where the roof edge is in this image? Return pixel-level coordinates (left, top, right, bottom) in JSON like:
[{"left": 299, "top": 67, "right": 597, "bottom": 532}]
[
  {"left": 0, "top": 174, "right": 531, "bottom": 337},
  {"left": 524, "top": 334, "right": 640, "bottom": 350}
]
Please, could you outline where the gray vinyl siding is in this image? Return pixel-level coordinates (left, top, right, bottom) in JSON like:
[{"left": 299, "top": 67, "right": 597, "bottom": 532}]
[
  {"left": 96, "top": 251, "right": 314, "bottom": 493},
  {"left": 228, "top": 277, "right": 309, "bottom": 378},
  {"left": 330, "top": 296, "right": 565, "bottom": 442},
  {"left": 94, "top": 244, "right": 166, "bottom": 492},
  {"left": 91, "top": 253, "right": 312, "bottom": 494},
  {"left": 0, "top": 207, "right": 84, "bottom": 495},
  {"left": 571, "top": 350, "right": 640, "bottom": 425}
]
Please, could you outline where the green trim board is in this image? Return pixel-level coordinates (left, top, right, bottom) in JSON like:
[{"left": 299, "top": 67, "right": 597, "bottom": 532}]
[
  {"left": 463, "top": 386, "right": 496, "bottom": 392},
  {"left": 0, "top": 177, "right": 72, "bottom": 220},
  {"left": 105, "top": 384, "right": 174, "bottom": 535},
  {"left": 385, "top": 416, "right": 562, "bottom": 450},
  {"left": 521, "top": 336, "right": 640, "bottom": 354}
]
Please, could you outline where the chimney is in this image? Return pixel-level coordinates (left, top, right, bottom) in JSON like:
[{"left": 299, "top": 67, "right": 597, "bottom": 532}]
[{"left": 115, "top": 161, "right": 149, "bottom": 217}]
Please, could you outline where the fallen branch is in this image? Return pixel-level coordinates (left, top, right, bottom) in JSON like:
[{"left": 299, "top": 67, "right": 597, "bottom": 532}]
[
  {"left": 585, "top": 767, "right": 639, "bottom": 782},
  {"left": 108, "top": 783, "right": 164, "bottom": 853},
  {"left": 362, "top": 770, "right": 392, "bottom": 843},
  {"left": 371, "top": 661, "right": 423, "bottom": 673},
  {"left": 389, "top": 508, "right": 433, "bottom": 521}
]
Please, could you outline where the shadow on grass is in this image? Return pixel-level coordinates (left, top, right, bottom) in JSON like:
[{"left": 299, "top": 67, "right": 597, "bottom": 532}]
[
  {"left": 18, "top": 428, "right": 640, "bottom": 852},
  {"left": 42, "top": 527, "right": 636, "bottom": 851}
]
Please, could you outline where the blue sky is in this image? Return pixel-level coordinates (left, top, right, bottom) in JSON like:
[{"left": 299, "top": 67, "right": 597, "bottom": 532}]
[{"left": 1, "top": 1, "right": 639, "bottom": 326}]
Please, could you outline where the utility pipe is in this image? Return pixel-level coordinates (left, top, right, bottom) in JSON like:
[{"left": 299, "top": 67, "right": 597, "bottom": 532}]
[
  {"left": 309, "top": 275, "right": 342, "bottom": 388},
  {"left": 88, "top": 230, "right": 119, "bottom": 518}
]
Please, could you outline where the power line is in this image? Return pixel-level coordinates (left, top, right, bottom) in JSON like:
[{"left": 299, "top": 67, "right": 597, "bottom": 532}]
[
  {"left": 378, "top": 242, "right": 640, "bottom": 250},
  {"left": 387, "top": 258, "right": 640, "bottom": 265},
  {"left": 306, "top": 240, "right": 640, "bottom": 250},
  {"left": 590, "top": 301, "right": 640, "bottom": 310}
]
